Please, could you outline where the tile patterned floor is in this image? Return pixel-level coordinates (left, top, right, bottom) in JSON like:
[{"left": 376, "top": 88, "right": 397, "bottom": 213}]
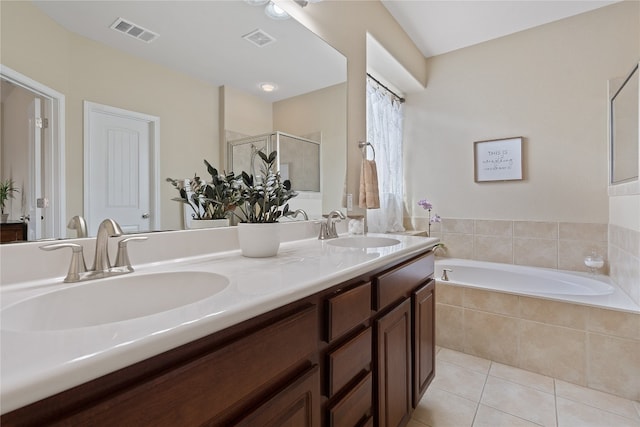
[{"left": 410, "top": 347, "right": 640, "bottom": 427}]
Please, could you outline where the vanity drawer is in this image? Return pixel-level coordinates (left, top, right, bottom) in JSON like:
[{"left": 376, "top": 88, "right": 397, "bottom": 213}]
[
  {"left": 326, "top": 282, "right": 371, "bottom": 342},
  {"left": 375, "top": 252, "right": 434, "bottom": 310},
  {"left": 327, "top": 327, "right": 372, "bottom": 397},
  {"left": 327, "top": 372, "right": 372, "bottom": 427}
]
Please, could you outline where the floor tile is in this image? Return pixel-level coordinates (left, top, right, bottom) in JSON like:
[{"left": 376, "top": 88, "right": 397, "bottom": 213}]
[
  {"left": 473, "top": 404, "right": 543, "bottom": 427},
  {"left": 414, "top": 387, "right": 477, "bottom": 427},
  {"left": 634, "top": 400, "right": 640, "bottom": 418},
  {"left": 432, "top": 359, "right": 487, "bottom": 402},
  {"left": 436, "top": 348, "right": 492, "bottom": 374},
  {"left": 481, "top": 376, "right": 557, "bottom": 427},
  {"left": 490, "top": 362, "right": 555, "bottom": 394},
  {"left": 555, "top": 379, "right": 640, "bottom": 420},
  {"left": 556, "top": 397, "right": 639, "bottom": 427},
  {"left": 407, "top": 420, "right": 431, "bottom": 427}
]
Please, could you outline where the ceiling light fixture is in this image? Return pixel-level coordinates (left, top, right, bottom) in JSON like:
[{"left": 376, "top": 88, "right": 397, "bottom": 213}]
[
  {"left": 264, "top": 2, "right": 289, "bottom": 20},
  {"left": 259, "top": 82, "right": 277, "bottom": 92}
]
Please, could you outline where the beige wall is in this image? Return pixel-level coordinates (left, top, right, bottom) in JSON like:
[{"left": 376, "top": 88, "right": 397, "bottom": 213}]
[
  {"left": 278, "top": 0, "right": 427, "bottom": 212},
  {"left": 404, "top": 1, "right": 639, "bottom": 224},
  {"left": 273, "top": 83, "right": 347, "bottom": 212},
  {"left": 1, "top": 1, "right": 219, "bottom": 232}
]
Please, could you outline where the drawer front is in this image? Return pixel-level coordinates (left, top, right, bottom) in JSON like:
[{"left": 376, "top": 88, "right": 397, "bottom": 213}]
[
  {"left": 327, "top": 327, "right": 372, "bottom": 397},
  {"left": 328, "top": 372, "right": 372, "bottom": 427},
  {"left": 326, "top": 282, "right": 371, "bottom": 341},
  {"left": 375, "top": 252, "right": 434, "bottom": 310}
]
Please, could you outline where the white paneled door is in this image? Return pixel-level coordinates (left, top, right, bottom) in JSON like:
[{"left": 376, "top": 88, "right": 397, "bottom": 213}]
[
  {"left": 27, "top": 98, "right": 43, "bottom": 240},
  {"left": 84, "top": 102, "right": 159, "bottom": 237}
]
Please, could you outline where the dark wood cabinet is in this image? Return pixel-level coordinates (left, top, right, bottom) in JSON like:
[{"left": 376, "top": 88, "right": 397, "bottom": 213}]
[
  {"left": 2, "top": 248, "right": 436, "bottom": 427},
  {"left": 0, "top": 221, "right": 27, "bottom": 243},
  {"left": 376, "top": 298, "right": 412, "bottom": 427},
  {"left": 413, "top": 280, "right": 436, "bottom": 407}
]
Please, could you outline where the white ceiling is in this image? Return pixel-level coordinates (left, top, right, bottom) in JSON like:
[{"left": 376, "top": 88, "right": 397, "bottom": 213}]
[{"left": 381, "top": 0, "right": 620, "bottom": 59}]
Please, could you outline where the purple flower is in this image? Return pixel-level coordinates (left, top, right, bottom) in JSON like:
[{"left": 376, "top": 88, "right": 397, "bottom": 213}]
[
  {"left": 417, "top": 199, "right": 432, "bottom": 210},
  {"left": 430, "top": 214, "right": 441, "bottom": 224}
]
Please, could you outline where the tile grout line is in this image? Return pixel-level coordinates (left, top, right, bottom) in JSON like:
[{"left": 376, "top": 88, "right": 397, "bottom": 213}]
[
  {"left": 469, "top": 360, "right": 492, "bottom": 427},
  {"left": 553, "top": 378, "right": 559, "bottom": 427}
]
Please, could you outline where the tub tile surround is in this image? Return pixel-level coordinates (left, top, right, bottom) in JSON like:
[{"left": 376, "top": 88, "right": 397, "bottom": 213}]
[
  {"left": 436, "top": 282, "right": 640, "bottom": 401},
  {"left": 609, "top": 224, "right": 640, "bottom": 306},
  {"left": 410, "top": 348, "right": 640, "bottom": 427}
]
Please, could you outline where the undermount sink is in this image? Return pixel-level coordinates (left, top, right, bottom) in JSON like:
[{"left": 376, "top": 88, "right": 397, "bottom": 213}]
[
  {"left": 327, "top": 236, "right": 401, "bottom": 249},
  {"left": 1, "top": 271, "right": 229, "bottom": 332}
]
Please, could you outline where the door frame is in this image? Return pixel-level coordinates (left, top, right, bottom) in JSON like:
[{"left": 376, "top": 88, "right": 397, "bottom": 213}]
[
  {"left": 0, "top": 65, "right": 66, "bottom": 239},
  {"left": 83, "top": 101, "right": 161, "bottom": 233}
]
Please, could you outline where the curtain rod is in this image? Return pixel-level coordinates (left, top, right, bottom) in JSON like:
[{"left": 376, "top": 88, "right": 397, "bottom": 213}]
[{"left": 367, "top": 73, "right": 405, "bottom": 103}]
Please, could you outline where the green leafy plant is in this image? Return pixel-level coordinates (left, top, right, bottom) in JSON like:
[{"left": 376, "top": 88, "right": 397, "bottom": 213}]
[
  {"left": 0, "top": 178, "right": 19, "bottom": 214},
  {"left": 166, "top": 162, "right": 242, "bottom": 220},
  {"left": 234, "top": 150, "right": 298, "bottom": 223}
]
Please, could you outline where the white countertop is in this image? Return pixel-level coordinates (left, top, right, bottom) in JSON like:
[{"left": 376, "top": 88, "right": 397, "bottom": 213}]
[{"left": 0, "top": 232, "right": 437, "bottom": 414}]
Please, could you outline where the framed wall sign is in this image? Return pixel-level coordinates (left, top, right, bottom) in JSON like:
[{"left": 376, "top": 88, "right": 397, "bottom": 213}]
[{"left": 474, "top": 137, "right": 523, "bottom": 182}]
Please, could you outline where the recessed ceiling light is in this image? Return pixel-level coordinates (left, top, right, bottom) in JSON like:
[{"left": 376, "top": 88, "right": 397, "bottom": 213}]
[
  {"left": 264, "top": 2, "right": 289, "bottom": 20},
  {"left": 259, "top": 82, "right": 277, "bottom": 92}
]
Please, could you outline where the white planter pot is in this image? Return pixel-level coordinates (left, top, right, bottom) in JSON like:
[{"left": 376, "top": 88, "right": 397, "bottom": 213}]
[
  {"left": 237, "top": 222, "right": 281, "bottom": 257},
  {"left": 188, "top": 218, "right": 230, "bottom": 229}
]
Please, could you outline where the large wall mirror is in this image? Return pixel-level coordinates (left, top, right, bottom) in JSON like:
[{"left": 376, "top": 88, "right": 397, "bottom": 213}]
[
  {"left": 0, "top": 0, "right": 346, "bottom": 242},
  {"left": 610, "top": 62, "right": 639, "bottom": 188}
]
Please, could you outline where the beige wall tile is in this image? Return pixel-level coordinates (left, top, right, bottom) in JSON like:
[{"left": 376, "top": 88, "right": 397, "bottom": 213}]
[
  {"left": 587, "top": 333, "right": 640, "bottom": 401},
  {"left": 519, "top": 297, "right": 587, "bottom": 329},
  {"left": 475, "top": 220, "right": 513, "bottom": 237},
  {"left": 442, "top": 233, "right": 474, "bottom": 259},
  {"left": 463, "top": 288, "right": 519, "bottom": 316},
  {"left": 514, "top": 238, "right": 558, "bottom": 268},
  {"left": 464, "top": 309, "right": 519, "bottom": 365},
  {"left": 518, "top": 320, "right": 586, "bottom": 385},
  {"left": 436, "top": 282, "right": 464, "bottom": 306},
  {"left": 436, "top": 303, "right": 465, "bottom": 351},
  {"left": 558, "top": 240, "right": 608, "bottom": 273},
  {"left": 474, "top": 235, "right": 513, "bottom": 263},
  {"left": 514, "top": 221, "right": 558, "bottom": 239},
  {"left": 588, "top": 308, "right": 640, "bottom": 340},
  {"left": 559, "top": 222, "right": 608, "bottom": 242},
  {"left": 442, "top": 218, "right": 474, "bottom": 234}
]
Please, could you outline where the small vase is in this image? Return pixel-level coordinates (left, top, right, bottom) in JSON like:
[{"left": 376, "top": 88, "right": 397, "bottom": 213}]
[
  {"left": 188, "top": 218, "right": 230, "bottom": 229},
  {"left": 1, "top": 213, "right": 8, "bottom": 223},
  {"left": 237, "top": 222, "right": 281, "bottom": 257}
]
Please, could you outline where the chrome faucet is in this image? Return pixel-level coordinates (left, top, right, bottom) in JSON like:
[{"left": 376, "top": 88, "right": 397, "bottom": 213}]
[
  {"left": 441, "top": 268, "right": 452, "bottom": 281},
  {"left": 67, "top": 215, "right": 88, "bottom": 238},
  {"left": 291, "top": 209, "right": 309, "bottom": 220},
  {"left": 41, "top": 218, "right": 147, "bottom": 283},
  {"left": 319, "top": 210, "right": 346, "bottom": 240},
  {"left": 92, "top": 219, "right": 124, "bottom": 273}
]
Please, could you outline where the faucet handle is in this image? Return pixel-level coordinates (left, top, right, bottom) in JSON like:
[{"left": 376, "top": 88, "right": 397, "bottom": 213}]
[
  {"left": 114, "top": 236, "right": 148, "bottom": 271},
  {"left": 40, "top": 243, "right": 87, "bottom": 283}
]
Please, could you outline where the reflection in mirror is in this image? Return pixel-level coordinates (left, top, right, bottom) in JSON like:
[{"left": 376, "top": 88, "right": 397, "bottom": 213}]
[
  {"left": 0, "top": 0, "right": 346, "bottom": 242},
  {"left": 610, "top": 62, "right": 639, "bottom": 185}
]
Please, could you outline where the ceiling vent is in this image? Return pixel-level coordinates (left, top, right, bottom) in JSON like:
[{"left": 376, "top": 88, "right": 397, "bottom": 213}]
[
  {"left": 242, "top": 29, "right": 276, "bottom": 47},
  {"left": 110, "top": 18, "right": 159, "bottom": 43}
]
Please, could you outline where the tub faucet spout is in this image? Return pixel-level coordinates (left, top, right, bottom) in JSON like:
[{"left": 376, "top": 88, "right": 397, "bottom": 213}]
[{"left": 441, "top": 268, "right": 452, "bottom": 281}]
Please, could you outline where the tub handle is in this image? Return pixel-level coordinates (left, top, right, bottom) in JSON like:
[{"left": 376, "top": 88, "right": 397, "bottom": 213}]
[{"left": 441, "top": 268, "right": 452, "bottom": 281}]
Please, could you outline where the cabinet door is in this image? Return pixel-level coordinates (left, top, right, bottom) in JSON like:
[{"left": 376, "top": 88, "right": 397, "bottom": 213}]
[
  {"left": 376, "top": 298, "right": 412, "bottom": 427},
  {"left": 236, "top": 365, "right": 321, "bottom": 427},
  {"left": 413, "top": 280, "right": 435, "bottom": 407}
]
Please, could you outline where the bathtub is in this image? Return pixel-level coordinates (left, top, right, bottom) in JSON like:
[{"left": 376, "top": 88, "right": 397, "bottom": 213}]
[{"left": 434, "top": 258, "right": 640, "bottom": 313}]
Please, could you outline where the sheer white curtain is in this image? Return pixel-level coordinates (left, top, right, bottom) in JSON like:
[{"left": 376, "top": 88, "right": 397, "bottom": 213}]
[{"left": 366, "top": 77, "right": 405, "bottom": 233}]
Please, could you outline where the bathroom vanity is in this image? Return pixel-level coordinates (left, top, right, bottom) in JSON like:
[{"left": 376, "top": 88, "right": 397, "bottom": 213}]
[{"left": 0, "top": 229, "right": 436, "bottom": 427}]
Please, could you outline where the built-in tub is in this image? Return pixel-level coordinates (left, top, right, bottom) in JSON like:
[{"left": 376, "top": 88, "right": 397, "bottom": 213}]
[{"left": 435, "top": 258, "right": 639, "bottom": 313}]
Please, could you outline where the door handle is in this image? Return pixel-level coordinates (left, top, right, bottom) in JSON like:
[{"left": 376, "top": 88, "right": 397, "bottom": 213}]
[{"left": 142, "top": 213, "right": 150, "bottom": 219}]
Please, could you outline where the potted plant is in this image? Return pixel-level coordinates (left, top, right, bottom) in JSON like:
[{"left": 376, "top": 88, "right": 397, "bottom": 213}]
[
  {"left": 166, "top": 162, "right": 241, "bottom": 229},
  {"left": 0, "top": 178, "right": 19, "bottom": 223},
  {"left": 233, "top": 150, "right": 298, "bottom": 257}
]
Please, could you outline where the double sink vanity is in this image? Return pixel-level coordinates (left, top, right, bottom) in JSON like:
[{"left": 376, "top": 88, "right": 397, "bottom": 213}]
[{"left": 0, "top": 222, "right": 438, "bottom": 426}]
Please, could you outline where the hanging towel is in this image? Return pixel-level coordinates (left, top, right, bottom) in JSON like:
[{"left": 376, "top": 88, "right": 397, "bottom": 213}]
[{"left": 359, "top": 159, "right": 380, "bottom": 209}]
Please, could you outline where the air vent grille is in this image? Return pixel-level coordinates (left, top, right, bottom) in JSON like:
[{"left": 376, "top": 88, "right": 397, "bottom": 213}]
[
  {"left": 242, "top": 29, "right": 276, "bottom": 47},
  {"left": 110, "top": 18, "right": 159, "bottom": 43}
]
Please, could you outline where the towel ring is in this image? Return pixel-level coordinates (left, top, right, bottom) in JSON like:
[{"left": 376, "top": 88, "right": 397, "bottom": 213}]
[{"left": 358, "top": 141, "right": 376, "bottom": 161}]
